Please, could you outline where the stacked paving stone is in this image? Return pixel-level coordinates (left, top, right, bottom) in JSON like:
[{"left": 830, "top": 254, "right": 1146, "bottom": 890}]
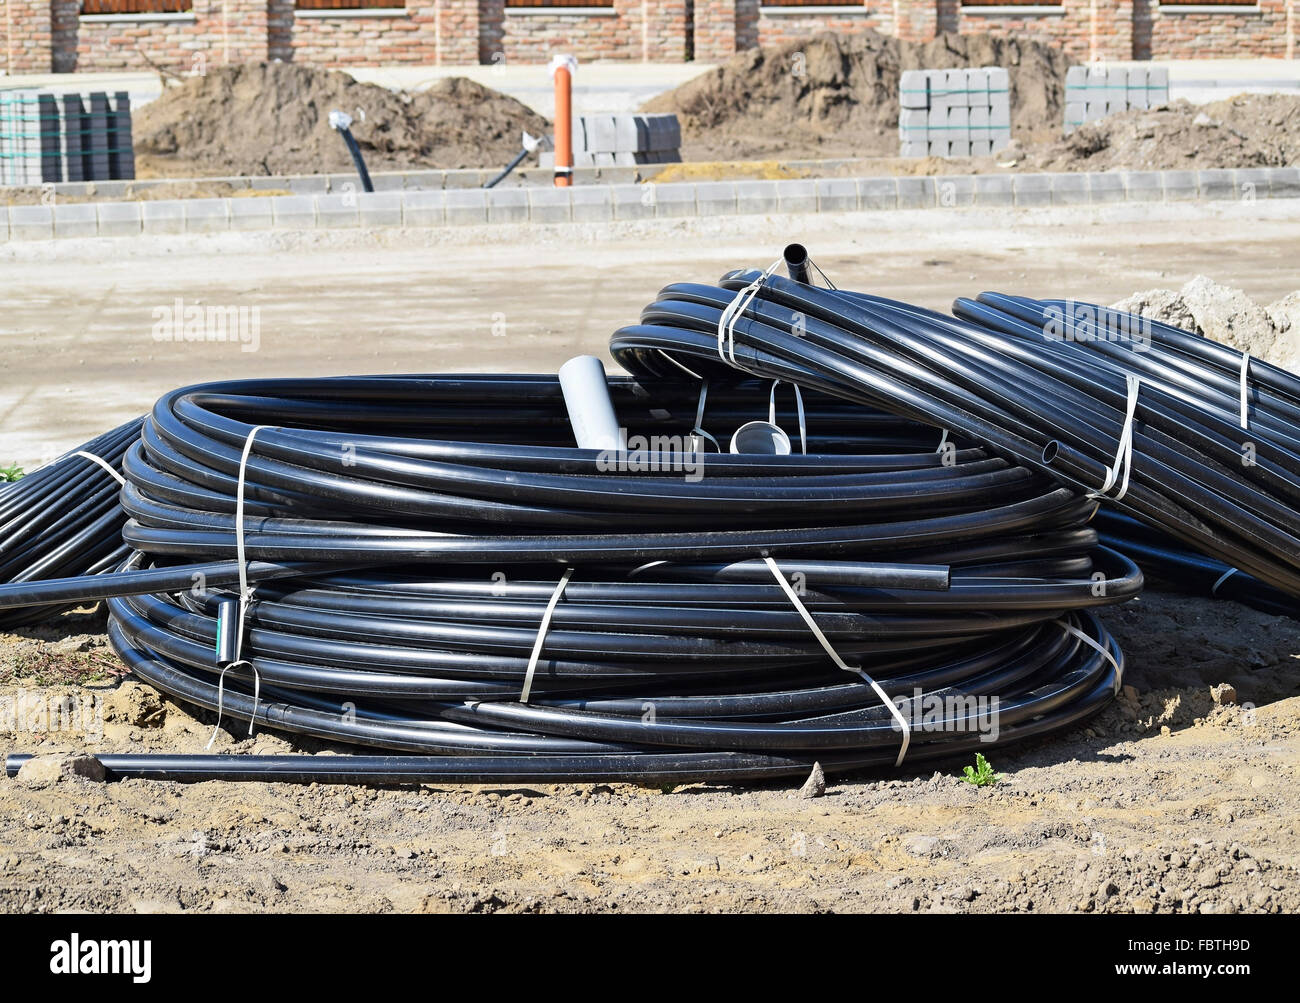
[
  {"left": 1064, "top": 65, "right": 1170, "bottom": 134},
  {"left": 0, "top": 90, "right": 133, "bottom": 185},
  {"left": 899, "top": 68, "right": 1011, "bottom": 159},
  {"left": 541, "top": 113, "right": 681, "bottom": 168}
]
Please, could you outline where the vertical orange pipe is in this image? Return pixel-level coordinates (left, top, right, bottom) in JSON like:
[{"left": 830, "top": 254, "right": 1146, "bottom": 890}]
[{"left": 552, "top": 56, "right": 575, "bottom": 188}]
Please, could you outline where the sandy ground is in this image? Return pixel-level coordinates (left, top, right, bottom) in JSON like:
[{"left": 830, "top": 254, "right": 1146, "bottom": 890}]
[{"left": 2, "top": 202, "right": 1299, "bottom": 913}]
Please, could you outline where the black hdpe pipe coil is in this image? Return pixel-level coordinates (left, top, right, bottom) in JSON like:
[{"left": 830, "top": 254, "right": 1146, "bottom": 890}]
[
  {"left": 0, "top": 418, "right": 141, "bottom": 629},
  {"left": 1094, "top": 508, "right": 1297, "bottom": 618},
  {"left": 2, "top": 374, "right": 1137, "bottom": 784},
  {"left": 610, "top": 270, "right": 1300, "bottom": 601}
]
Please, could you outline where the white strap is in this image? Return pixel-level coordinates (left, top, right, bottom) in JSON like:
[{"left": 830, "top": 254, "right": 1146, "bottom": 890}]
[
  {"left": 520, "top": 568, "right": 574, "bottom": 703},
  {"left": 1089, "top": 374, "right": 1140, "bottom": 502},
  {"left": 689, "top": 381, "right": 720, "bottom": 452},
  {"left": 1211, "top": 567, "right": 1240, "bottom": 595},
  {"left": 73, "top": 451, "right": 126, "bottom": 486},
  {"left": 1239, "top": 352, "right": 1251, "bottom": 430},
  {"left": 807, "top": 256, "right": 837, "bottom": 290},
  {"left": 763, "top": 556, "right": 910, "bottom": 766},
  {"left": 207, "top": 424, "right": 275, "bottom": 746},
  {"left": 205, "top": 659, "right": 262, "bottom": 750},
  {"left": 716, "top": 260, "right": 781, "bottom": 371},
  {"left": 1060, "top": 621, "right": 1123, "bottom": 695},
  {"left": 935, "top": 429, "right": 949, "bottom": 453},
  {"left": 768, "top": 380, "right": 808, "bottom": 454}
]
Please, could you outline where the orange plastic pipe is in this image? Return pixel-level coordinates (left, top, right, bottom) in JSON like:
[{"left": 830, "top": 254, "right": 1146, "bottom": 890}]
[{"left": 553, "top": 63, "right": 573, "bottom": 188}]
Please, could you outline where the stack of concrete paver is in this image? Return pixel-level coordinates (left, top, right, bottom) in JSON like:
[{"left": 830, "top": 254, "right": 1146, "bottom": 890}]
[
  {"left": 898, "top": 68, "right": 1011, "bottom": 159},
  {"left": 541, "top": 113, "right": 681, "bottom": 168},
  {"left": 1064, "top": 65, "right": 1170, "bottom": 134},
  {"left": 0, "top": 89, "right": 134, "bottom": 185}
]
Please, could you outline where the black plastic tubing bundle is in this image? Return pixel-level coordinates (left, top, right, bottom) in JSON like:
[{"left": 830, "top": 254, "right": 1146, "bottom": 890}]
[
  {"left": 611, "top": 270, "right": 1300, "bottom": 601},
  {"left": 3, "top": 374, "right": 1137, "bottom": 784},
  {"left": 0, "top": 419, "right": 141, "bottom": 629}
]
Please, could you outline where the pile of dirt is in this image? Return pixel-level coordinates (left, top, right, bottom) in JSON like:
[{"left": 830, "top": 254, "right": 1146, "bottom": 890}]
[
  {"left": 1022, "top": 93, "right": 1300, "bottom": 173},
  {"left": 643, "top": 30, "right": 1066, "bottom": 162},
  {"left": 134, "top": 63, "right": 549, "bottom": 177},
  {"left": 1112, "top": 276, "right": 1300, "bottom": 373}
]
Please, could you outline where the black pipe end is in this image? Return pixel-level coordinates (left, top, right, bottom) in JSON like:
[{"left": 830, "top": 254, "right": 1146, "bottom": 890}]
[{"left": 783, "top": 243, "right": 811, "bottom": 284}]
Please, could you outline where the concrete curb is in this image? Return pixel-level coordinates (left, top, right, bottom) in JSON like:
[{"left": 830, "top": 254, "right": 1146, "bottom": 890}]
[{"left": 3, "top": 168, "right": 1296, "bottom": 242}]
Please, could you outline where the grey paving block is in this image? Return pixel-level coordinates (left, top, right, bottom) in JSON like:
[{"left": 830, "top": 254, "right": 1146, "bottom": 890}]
[
  {"left": 289, "top": 175, "right": 331, "bottom": 194},
  {"left": 934, "top": 175, "right": 974, "bottom": 209},
  {"left": 270, "top": 195, "right": 317, "bottom": 229},
  {"left": 486, "top": 188, "right": 529, "bottom": 224},
  {"left": 88, "top": 180, "right": 129, "bottom": 199},
  {"left": 1013, "top": 174, "right": 1053, "bottom": 207},
  {"left": 183, "top": 199, "right": 231, "bottom": 234},
  {"left": 858, "top": 176, "right": 897, "bottom": 211},
  {"left": 900, "top": 141, "right": 928, "bottom": 158},
  {"left": 816, "top": 178, "right": 858, "bottom": 212},
  {"left": 444, "top": 188, "right": 489, "bottom": 225},
  {"left": 897, "top": 176, "right": 937, "bottom": 210},
  {"left": 735, "top": 180, "right": 779, "bottom": 214},
  {"left": 0, "top": 209, "right": 8, "bottom": 242},
  {"left": 1162, "top": 170, "right": 1199, "bottom": 202},
  {"left": 528, "top": 187, "right": 572, "bottom": 224},
  {"left": 445, "top": 169, "right": 489, "bottom": 189},
  {"left": 402, "top": 190, "right": 446, "bottom": 227},
  {"left": 695, "top": 181, "right": 738, "bottom": 216},
  {"left": 1197, "top": 169, "right": 1236, "bottom": 202},
  {"left": 588, "top": 116, "right": 618, "bottom": 153},
  {"left": 249, "top": 176, "right": 291, "bottom": 191},
  {"left": 1231, "top": 168, "right": 1271, "bottom": 203},
  {"left": 1122, "top": 171, "right": 1164, "bottom": 203},
  {"left": 1088, "top": 172, "right": 1125, "bottom": 204},
  {"left": 900, "top": 69, "right": 928, "bottom": 110},
  {"left": 366, "top": 173, "right": 406, "bottom": 193},
  {"left": 614, "top": 116, "right": 640, "bottom": 153},
  {"left": 973, "top": 174, "right": 1014, "bottom": 207},
  {"left": 52, "top": 202, "right": 98, "bottom": 239},
  {"left": 648, "top": 182, "right": 696, "bottom": 218},
  {"left": 1051, "top": 173, "right": 1090, "bottom": 206},
  {"left": 775, "top": 179, "right": 818, "bottom": 214},
  {"left": 570, "top": 186, "right": 612, "bottom": 223},
  {"left": 1267, "top": 167, "right": 1300, "bottom": 199},
  {"left": 229, "top": 197, "right": 275, "bottom": 231},
  {"left": 610, "top": 183, "right": 656, "bottom": 220},
  {"left": 141, "top": 200, "right": 186, "bottom": 235},
  {"left": 403, "top": 171, "right": 446, "bottom": 190},
  {"left": 358, "top": 192, "right": 403, "bottom": 227}
]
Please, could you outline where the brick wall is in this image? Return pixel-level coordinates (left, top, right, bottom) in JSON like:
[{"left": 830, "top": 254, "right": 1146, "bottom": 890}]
[{"left": 3, "top": 1, "right": 1295, "bottom": 73}]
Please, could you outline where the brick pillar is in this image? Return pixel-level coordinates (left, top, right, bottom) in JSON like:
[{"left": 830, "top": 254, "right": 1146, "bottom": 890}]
[
  {"left": 895, "top": 0, "right": 939, "bottom": 42},
  {"left": 4, "top": 0, "right": 55, "bottom": 73},
  {"left": 194, "top": 0, "right": 270, "bottom": 65},
  {"left": 1090, "top": 0, "right": 1134, "bottom": 61},
  {"left": 643, "top": 0, "right": 688, "bottom": 61},
  {"left": 693, "top": 0, "right": 737, "bottom": 62},
  {"left": 404, "top": 0, "right": 477, "bottom": 65}
]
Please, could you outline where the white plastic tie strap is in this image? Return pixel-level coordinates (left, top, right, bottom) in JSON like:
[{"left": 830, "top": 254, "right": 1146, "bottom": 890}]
[
  {"left": 1211, "top": 567, "right": 1240, "bottom": 596},
  {"left": 689, "top": 380, "right": 720, "bottom": 453},
  {"left": 1239, "top": 352, "right": 1251, "bottom": 430},
  {"left": 1060, "top": 621, "right": 1123, "bottom": 695},
  {"left": 769, "top": 380, "right": 808, "bottom": 454},
  {"left": 207, "top": 424, "right": 275, "bottom": 747},
  {"left": 717, "top": 259, "right": 781, "bottom": 371},
  {"left": 762, "top": 557, "right": 911, "bottom": 766},
  {"left": 1089, "top": 374, "right": 1141, "bottom": 502},
  {"left": 935, "top": 429, "right": 949, "bottom": 454},
  {"left": 73, "top": 451, "right": 126, "bottom": 487},
  {"left": 520, "top": 568, "right": 574, "bottom": 704}
]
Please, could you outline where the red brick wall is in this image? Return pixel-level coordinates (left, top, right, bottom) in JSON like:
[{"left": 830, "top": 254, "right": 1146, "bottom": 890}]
[{"left": 5, "top": 1, "right": 1296, "bottom": 72}]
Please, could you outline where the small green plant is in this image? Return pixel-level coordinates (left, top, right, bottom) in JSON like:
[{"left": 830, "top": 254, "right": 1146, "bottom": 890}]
[
  {"left": 960, "top": 752, "right": 1002, "bottom": 787},
  {"left": 0, "top": 463, "right": 23, "bottom": 483}
]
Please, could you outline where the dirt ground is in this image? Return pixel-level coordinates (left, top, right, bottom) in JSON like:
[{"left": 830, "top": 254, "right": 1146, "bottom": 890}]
[{"left": 2, "top": 205, "right": 1300, "bottom": 913}]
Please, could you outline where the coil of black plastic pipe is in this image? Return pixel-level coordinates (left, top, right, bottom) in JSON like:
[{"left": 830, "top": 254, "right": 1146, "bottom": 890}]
[
  {"left": 1, "top": 372, "right": 1139, "bottom": 785},
  {"left": 0, "top": 418, "right": 141, "bottom": 629},
  {"left": 610, "top": 266, "right": 1300, "bottom": 602}
]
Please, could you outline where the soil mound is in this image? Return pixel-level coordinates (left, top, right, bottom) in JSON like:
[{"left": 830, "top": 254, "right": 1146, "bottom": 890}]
[
  {"left": 135, "top": 63, "right": 549, "bottom": 177},
  {"left": 643, "top": 30, "right": 1066, "bottom": 162}
]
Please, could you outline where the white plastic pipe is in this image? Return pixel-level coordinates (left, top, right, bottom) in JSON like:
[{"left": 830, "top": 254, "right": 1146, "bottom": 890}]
[{"left": 558, "top": 355, "right": 622, "bottom": 452}]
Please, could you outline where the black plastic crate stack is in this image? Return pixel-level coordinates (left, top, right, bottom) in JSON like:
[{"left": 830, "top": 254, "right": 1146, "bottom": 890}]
[{"left": 0, "top": 89, "right": 134, "bottom": 185}]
